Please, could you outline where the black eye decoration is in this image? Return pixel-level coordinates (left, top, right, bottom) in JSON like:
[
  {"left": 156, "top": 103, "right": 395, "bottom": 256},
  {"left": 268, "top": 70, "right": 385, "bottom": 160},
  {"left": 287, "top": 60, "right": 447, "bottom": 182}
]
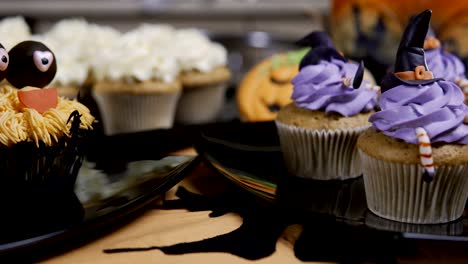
[
  {"left": 6, "top": 40, "right": 57, "bottom": 89},
  {"left": 0, "top": 43, "right": 8, "bottom": 81}
]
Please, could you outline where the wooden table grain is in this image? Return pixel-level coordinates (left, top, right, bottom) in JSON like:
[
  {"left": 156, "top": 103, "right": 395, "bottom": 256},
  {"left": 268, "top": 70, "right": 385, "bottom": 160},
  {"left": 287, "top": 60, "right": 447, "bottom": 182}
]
[{"left": 37, "top": 151, "right": 468, "bottom": 264}]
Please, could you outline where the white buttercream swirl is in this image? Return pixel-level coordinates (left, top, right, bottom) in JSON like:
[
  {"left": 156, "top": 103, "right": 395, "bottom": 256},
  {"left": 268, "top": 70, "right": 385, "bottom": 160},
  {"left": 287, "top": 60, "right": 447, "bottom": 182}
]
[
  {"left": 92, "top": 27, "right": 179, "bottom": 83},
  {"left": 39, "top": 19, "right": 121, "bottom": 86},
  {"left": 174, "top": 29, "right": 227, "bottom": 72},
  {"left": 0, "top": 16, "right": 31, "bottom": 50}
]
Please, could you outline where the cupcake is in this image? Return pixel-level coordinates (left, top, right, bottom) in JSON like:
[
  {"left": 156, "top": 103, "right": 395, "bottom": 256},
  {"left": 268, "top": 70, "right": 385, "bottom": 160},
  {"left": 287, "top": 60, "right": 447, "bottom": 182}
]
[
  {"left": 38, "top": 19, "right": 121, "bottom": 99},
  {"left": 276, "top": 31, "right": 379, "bottom": 180},
  {"left": 424, "top": 28, "right": 468, "bottom": 103},
  {"left": 0, "top": 40, "right": 94, "bottom": 196},
  {"left": 91, "top": 27, "right": 181, "bottom": 135},
  {"left": 357, "top": 10, "right": 468, "bottom": 224},
  {"left": 174, "top": 29, "right": 231, "bottom": 124}
]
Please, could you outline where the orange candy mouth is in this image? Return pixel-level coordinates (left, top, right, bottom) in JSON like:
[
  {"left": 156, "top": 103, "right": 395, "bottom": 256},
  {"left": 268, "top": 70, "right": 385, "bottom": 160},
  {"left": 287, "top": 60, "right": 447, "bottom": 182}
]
[{"left": 18, "top": 87, "right": 58, "bottom": 114}]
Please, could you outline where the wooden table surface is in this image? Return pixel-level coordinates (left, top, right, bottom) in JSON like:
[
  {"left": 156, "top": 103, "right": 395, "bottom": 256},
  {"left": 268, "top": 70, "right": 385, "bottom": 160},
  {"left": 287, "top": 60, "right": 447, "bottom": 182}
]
[
  {"left": 37, "top": 150, "right": 468, "bottom": 264},
  {"left": 39, "top": 156, "right": 314, "bottom": 264}
]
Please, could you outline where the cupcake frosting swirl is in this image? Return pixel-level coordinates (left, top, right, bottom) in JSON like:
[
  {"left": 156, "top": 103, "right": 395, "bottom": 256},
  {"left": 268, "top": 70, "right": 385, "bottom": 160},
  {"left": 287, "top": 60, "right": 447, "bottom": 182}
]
[
  {"left": 370, "top": 80, "right": 468, "bottom": 144},
  {"left": 291, "top": 59, "right": 378, "bottom": 117},
  {"left": 425, "top": 47, "right": 466, "bottom": 81},
  {"left": 0, "top": 86, "right": 94, "bottom": 147}
]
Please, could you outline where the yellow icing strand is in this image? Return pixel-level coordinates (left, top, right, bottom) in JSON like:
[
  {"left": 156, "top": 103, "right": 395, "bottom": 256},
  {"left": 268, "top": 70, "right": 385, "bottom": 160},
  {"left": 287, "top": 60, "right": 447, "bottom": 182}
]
[{"left": 0, "top": 86, "right": 94, "bottom": 147}]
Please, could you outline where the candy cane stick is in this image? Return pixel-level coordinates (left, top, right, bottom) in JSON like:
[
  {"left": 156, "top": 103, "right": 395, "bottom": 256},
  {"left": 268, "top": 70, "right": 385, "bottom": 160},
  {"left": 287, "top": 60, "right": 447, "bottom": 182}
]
[{"left": 415, "top": 127, "right": 435, "bottom": 182}]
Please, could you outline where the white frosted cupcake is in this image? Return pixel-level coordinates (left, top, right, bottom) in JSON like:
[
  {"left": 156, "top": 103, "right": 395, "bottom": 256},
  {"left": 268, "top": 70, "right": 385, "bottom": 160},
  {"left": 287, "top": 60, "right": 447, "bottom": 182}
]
[
  {"left": 38, "top": 19, "right": 121, "bottom": 99},
  {"left": 276, "top": 32, "right": 379, "bottom": 180},
  {"left": 91, "top": 28, "right": 181, "bottom": 135},
  {"left": 0, "top": 16, "right": 31, "bottom": 51},
  {"left": 173, "top": 29, "right": 231, "bottom": 124}
]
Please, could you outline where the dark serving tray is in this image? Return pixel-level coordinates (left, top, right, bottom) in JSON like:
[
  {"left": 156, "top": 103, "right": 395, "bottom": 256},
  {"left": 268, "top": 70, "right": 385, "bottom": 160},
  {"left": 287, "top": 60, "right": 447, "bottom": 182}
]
[
  {"left": 193, "top": 121, "right": 468, "bottom": 242},
  {"left": 0, "top": 129, "right": 202, "bottom": 262}
]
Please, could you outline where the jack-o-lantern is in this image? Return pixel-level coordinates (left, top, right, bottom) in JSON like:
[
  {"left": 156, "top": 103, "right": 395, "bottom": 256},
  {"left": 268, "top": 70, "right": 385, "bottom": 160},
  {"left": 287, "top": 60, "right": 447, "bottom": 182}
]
[{"left": 237, "top": 49, "right": 308, "bottom": 122}]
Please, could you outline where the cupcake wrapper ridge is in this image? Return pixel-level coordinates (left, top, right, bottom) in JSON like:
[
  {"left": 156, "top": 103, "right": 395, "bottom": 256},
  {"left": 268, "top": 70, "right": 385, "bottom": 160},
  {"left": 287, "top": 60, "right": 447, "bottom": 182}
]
[
  {"left": 176, "top": 83, "right": 228, "bottom": 124},
  {"left": 93, "top": 91, "right": 181, "bottom": 135},
  {"left": 359, "top": 150, "right": 468, "bottom": 224},
  {"left": 276, "top": 121, "right": 368, "bottom": 180}
]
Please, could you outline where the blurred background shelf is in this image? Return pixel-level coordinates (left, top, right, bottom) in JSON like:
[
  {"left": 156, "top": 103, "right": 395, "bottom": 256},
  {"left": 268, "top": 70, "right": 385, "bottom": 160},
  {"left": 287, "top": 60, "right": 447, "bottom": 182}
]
[{"left": 0, "top": 0, "right": 329, "bottom": 39}]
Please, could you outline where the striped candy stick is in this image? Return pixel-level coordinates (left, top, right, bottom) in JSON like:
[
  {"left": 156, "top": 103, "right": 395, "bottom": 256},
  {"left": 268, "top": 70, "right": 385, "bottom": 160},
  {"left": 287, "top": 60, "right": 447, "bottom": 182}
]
[{"left": 415, "top": 127, "right": 435, "bottom": 182}]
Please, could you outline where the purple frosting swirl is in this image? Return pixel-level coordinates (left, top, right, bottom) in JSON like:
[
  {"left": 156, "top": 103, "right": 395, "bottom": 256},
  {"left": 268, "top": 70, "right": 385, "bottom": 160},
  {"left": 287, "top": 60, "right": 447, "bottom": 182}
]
[
  {"left": 426, "top": 47, "right": 466, "bottom": 82},
  {"left": 291, "top": 59, "right": 378, "bottom": 117},
  {"left": 370, "top": 80, "right": 468, "bottom": 144}
]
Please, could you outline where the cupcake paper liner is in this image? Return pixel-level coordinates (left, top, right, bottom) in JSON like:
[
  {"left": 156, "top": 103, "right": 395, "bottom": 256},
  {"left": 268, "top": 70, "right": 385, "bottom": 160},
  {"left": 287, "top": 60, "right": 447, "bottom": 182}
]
[
  {"left": 0, "top": 112, "right": 89, "bottom": 196},
  {"left": 175, "top": 83, "right": 228, "bottom": 124},
  {"left": 365, "top": 211, "right": 464, "bottom": 236},
  {"left": 93, "top": 91, "right": 181, "bottom": 135},
  {"left": 359, "top": 150, "right": 468, "bottom": 224},
  {"left": 275, "top": 121, "right": 369, "bottom": 180}
]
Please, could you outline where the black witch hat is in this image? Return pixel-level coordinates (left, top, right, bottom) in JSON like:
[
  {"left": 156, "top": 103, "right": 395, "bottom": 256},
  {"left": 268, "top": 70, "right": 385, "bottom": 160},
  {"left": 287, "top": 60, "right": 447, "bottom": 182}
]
[
  {"left": 296, "top": 31, "right": 346, "bottom": 70},
  {"left": 381, "top": 9, "right": 443, "bottom": 93}
]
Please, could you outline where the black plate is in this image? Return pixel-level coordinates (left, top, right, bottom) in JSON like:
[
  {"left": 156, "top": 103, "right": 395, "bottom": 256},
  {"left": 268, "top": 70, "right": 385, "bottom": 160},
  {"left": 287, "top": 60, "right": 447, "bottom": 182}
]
[
  {"left": 194, "top": 121, "right": 468, "bottom": 241},
  {"left": 0, "top": 129, "right": 201, "bottom": 262}
]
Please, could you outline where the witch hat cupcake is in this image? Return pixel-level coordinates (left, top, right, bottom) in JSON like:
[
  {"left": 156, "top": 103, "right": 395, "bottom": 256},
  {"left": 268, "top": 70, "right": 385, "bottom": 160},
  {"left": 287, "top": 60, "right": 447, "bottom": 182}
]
[
  {"left": 423, "top": 25, "right": 468, "bottom": 103},
  {"left": 275, "top": 29, "right": 379, "bottom": 180},
  {"left": 357, "top": 9, "right": 468, "bottom": 224}
]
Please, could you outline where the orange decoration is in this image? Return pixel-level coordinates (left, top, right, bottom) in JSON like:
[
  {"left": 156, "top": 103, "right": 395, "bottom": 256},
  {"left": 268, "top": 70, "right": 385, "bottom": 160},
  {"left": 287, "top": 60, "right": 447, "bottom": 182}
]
[
  {"left": 423, "top": 36, "right": 441, "bottom": 49},
  {"left": 415, "top": 66, "right": 425, "bottom": 80},
  {"left": 18, "top": 88, "right": 58, "bottom": 114}
]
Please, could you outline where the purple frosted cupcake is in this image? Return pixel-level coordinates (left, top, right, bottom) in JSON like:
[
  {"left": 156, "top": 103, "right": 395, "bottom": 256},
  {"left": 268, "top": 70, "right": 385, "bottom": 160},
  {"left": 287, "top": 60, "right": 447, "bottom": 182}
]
[
  {"left": 357, "top": 10, "right": 468, "bottom": 224},
  {"left": 424, "top": 28, "right": 468, "bottom": 103},
  {"left": 276, "top": 31, "right": 379, "bottom": 180}
]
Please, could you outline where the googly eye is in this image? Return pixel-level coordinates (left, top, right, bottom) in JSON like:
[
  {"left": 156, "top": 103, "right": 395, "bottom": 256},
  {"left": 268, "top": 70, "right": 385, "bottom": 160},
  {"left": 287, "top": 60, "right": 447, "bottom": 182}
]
[
  {"left": 33, "top": 50, "right": 54, "bottom": 72},
  {"left": 0, "top": 48, "right": 8, "bottom": 71}
]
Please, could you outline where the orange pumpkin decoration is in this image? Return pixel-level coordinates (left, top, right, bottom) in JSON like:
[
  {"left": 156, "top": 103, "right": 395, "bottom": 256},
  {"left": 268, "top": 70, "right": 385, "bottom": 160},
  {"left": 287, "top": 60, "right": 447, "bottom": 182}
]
[{"left": 237, "top": 49, "right": 307, "bottom": 122}]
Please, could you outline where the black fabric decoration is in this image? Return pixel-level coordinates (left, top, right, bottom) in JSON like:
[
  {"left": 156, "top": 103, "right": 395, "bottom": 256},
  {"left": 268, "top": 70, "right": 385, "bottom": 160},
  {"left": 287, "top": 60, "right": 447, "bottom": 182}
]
[{"left": 6, "top": 41, "right": 57, "bottom": 89}]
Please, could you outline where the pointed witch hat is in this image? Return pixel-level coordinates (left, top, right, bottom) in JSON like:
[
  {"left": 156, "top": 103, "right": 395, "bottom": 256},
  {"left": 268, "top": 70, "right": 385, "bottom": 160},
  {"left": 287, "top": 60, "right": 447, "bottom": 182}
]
[
  {"left": 381, "top": 9, "right": 442, "bottom": 93},
  {"left": 296, "top": 31, "right": 346, "bottom": 70}
]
